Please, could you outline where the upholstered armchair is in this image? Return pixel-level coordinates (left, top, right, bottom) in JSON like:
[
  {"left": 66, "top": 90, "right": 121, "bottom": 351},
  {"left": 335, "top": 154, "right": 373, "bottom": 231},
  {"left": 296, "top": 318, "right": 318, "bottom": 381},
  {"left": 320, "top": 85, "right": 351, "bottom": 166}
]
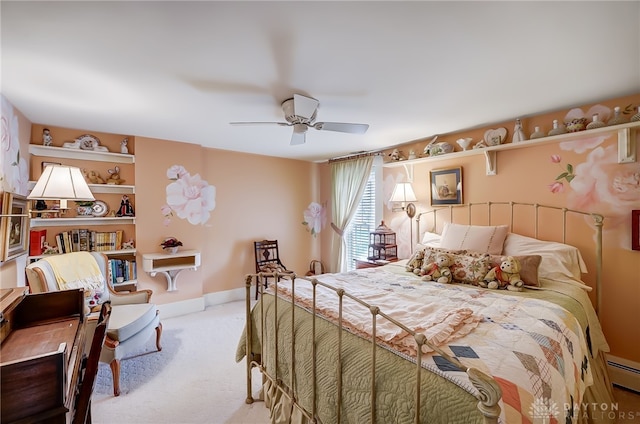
[{"left": 26, "top": 252, "right": 162, "bottom": 396}]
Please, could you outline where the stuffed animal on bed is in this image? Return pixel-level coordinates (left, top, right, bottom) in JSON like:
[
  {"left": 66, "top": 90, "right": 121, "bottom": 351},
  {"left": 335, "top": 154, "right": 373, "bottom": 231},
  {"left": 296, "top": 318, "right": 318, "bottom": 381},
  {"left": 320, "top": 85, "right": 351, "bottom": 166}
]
[
  {"left": 420, "top": 253, "right": 453, "bottom": 283},
  {"left": 405, "top": 249, "right": 425, "bottom": 275},
  {"left": 481, "top": 256, "right": 524, "bottom": 291}
]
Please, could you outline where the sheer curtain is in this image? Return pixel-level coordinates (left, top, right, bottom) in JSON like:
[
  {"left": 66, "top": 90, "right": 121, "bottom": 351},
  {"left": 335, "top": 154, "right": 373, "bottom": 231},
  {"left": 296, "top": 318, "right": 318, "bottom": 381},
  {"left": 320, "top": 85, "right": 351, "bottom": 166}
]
[{"left": 329, "top": 155, "right": 374, "bottom": 273}]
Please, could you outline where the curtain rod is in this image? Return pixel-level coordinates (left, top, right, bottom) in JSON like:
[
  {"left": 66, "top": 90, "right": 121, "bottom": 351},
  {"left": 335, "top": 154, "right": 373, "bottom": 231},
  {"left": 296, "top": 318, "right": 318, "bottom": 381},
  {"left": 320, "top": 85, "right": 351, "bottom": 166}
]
[{"left": 328, "top": 151, "right": 382, "bottom": 164}]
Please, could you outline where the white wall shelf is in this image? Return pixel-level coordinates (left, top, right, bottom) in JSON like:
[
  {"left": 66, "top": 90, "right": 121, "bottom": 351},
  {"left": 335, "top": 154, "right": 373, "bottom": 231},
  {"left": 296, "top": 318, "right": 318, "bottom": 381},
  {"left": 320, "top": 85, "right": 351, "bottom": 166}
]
[
  {"left": 142, "top": 250, "right": 201, "bottom": 292},
  {"left": 29, "top": 144, "right": 135, "bottom": 164},
  {"left": 383, "top": 121, "right": 639, "bottom": 175},
  {"left": 28, "top": 248, "right": 136, "bottom": 262},
  {"left": 28, "top": 181, "right": 135, "bottom": 195},
  {"left": 30, "top": 217, "right": 135, "bottom": 227}
]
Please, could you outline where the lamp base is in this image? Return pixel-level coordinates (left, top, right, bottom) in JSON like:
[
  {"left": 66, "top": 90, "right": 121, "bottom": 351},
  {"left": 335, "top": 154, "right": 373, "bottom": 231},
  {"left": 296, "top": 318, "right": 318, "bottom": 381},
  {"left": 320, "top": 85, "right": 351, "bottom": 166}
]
[{"left": 405, "top": 203, "right": 416, "bottom": 218}]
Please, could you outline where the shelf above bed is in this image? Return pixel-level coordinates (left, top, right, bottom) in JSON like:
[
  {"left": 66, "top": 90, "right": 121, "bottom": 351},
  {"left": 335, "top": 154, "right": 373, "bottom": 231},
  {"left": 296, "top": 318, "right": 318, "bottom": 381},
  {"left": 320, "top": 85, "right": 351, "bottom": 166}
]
[{"left": 383, "top": 121, "right": 639, "bottom": 175}]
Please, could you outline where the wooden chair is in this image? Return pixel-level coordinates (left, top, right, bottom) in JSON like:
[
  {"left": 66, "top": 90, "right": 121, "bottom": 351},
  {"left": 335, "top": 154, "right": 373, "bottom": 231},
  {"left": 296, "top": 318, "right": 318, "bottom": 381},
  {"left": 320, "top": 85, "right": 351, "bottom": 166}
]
[
  {"left": 254, "top": 240, "right": 291, "bottom": 299},
  {"left": 73, "top": 301, "right": 112, "bottom": 424}
]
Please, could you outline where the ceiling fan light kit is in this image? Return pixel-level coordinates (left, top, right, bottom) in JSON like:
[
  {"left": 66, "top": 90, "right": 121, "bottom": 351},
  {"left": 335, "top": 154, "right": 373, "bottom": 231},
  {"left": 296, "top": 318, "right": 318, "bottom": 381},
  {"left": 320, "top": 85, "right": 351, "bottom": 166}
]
[{"left": 230, "top": 93, "right": 369, "bottom": 145}]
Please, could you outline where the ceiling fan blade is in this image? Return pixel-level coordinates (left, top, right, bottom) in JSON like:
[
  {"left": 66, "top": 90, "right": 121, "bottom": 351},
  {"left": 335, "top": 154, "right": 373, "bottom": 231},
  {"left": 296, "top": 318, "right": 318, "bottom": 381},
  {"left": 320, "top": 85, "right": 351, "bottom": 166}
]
[
  {"left": 293, "top": 94, "right": 319, "bottom": 120},
  {"left": 313, "top": 122, "right": 369, "bottom": 134},
  {"left": 229, "top": 121, "right": 290, "bottom": 127}
]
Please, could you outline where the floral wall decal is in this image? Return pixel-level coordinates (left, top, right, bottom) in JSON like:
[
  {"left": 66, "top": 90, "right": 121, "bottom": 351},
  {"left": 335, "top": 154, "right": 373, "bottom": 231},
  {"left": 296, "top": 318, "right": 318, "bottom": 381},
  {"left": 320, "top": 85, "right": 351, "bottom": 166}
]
[
  {"left": 1, "top": 95, "right": 28, "bottom": 195},
  {"left": 547, "top": 127, "right": 640, "bottom": 247},
  {"left": 302, "top": 201, "right": 326, "bottom": 237},
  {"left": 161, "top": 165, "right": 216, "bottom": 226},
  {"left": 548, "top": 154, "right": 575, "bottom": 194}
]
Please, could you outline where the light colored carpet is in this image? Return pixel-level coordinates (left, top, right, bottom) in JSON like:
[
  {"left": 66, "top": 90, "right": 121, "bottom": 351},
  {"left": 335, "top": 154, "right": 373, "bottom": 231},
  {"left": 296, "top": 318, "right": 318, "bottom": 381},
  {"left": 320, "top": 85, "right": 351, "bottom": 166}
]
[{"left": 91, "top": 300, "right": 270, "bottom": 424}]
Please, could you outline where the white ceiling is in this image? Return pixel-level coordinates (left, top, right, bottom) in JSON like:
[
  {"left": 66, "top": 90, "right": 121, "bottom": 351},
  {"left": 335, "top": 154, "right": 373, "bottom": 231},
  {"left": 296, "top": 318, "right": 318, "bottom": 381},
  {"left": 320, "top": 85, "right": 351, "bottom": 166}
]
[{"left": 2, "top": 1, "right": 639, "bottom": 163}]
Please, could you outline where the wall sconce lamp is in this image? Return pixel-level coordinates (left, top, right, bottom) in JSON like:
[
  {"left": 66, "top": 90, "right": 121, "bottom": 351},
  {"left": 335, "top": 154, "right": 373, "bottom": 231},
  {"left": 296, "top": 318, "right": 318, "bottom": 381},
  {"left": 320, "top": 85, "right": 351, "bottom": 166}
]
[
  {"left": 27, "top": 165, "right": 95, "bottom": 212},
  {"left": 390, "top": 182, "right": 417, "bottom": 218}
]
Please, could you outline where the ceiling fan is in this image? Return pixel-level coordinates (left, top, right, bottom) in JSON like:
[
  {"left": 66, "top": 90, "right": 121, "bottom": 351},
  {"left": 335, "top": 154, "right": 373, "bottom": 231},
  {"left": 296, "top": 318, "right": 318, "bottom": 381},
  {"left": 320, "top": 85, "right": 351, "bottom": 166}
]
[{"left": 230, "top": 94, "right": 369, "bottom": 145}]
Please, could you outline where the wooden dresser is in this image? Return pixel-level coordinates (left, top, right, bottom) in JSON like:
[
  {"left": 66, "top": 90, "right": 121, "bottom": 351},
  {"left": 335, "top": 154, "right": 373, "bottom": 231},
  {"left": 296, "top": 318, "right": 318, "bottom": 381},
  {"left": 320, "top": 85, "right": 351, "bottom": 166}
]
[{"left": 1, "top": 288, "right": 86, "bottom": 424}]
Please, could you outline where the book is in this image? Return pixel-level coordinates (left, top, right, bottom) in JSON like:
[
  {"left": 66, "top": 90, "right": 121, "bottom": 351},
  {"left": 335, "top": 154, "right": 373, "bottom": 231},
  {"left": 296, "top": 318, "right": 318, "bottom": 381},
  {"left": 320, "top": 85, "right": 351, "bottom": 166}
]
[{"left": 29, "top": 229, "right": 47, "bottom": 256}]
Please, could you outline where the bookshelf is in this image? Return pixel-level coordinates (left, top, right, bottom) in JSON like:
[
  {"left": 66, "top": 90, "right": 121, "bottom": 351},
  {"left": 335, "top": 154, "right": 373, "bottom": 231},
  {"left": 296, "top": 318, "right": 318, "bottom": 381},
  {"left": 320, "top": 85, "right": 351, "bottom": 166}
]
[{"left": 28, "top": 126, "right": 137, "bottom": 261}]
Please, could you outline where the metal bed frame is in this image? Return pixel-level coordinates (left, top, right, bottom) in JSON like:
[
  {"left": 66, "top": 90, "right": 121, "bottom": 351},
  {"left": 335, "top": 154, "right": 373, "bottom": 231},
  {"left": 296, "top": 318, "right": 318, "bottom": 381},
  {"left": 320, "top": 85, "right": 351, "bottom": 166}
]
[{"left": 243, "top": 202, "right": 604, "bottom": 423}]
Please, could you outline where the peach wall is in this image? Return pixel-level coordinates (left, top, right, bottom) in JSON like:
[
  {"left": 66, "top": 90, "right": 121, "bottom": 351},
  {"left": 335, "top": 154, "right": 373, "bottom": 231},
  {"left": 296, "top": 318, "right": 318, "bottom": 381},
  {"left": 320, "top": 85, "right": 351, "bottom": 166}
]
[
  {"left": 0, "top": 97, "right": 31, "bottom": 288},
  {"left": 134, "top": 137, "right": 319, "bottom": 303}
]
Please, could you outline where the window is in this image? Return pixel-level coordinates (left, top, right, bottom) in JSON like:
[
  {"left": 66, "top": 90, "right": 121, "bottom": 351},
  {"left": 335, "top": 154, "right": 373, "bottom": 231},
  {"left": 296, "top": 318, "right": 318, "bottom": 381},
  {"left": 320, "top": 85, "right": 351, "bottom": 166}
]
[{"left": 344, "top": 157, "right": 382, "bottom": 270}]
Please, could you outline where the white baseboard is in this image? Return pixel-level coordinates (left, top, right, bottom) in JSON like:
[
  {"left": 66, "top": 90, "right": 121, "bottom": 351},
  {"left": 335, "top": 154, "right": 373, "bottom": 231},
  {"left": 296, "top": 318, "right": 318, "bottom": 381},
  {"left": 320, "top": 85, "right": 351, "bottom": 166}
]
[
  {"left": 156, "top": 287, "right": 248, "bottom": 319},
  {"left": 607, "top": 354, "right": 640, "bottom": 392}
]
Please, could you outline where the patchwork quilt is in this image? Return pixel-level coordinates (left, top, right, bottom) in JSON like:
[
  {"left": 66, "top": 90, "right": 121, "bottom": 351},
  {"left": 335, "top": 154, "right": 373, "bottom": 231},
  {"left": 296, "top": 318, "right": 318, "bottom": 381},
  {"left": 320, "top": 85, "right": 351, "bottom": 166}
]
[{"left": 268, "top": 267, "right": 596, "bottom": 424}]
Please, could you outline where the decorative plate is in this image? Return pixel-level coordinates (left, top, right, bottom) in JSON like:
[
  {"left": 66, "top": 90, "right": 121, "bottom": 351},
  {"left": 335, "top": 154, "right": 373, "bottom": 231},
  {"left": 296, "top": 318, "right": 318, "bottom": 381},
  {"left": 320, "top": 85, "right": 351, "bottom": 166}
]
[
  {"left": 92, "top": 200, "right": 109, "bottom": 217},
  {"left": 77, "top": 134, "right": 101, "bottom": 150},
  {"left": 484, "top": 128, "right": 507, "bottom": 146}
]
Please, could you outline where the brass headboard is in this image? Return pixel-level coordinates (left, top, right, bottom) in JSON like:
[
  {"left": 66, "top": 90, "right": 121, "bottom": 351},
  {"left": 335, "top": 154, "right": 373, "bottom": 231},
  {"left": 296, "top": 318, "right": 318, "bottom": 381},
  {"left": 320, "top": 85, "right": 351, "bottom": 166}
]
[{"left": 415, "top": 202, "right": 604, "bottom": 314}]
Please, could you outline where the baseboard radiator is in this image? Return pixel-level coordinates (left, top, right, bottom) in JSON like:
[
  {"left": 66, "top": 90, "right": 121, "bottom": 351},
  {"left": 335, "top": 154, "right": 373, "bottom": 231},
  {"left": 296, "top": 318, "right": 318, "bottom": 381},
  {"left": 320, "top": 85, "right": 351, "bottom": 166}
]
[{"left": 607, "top": 354, "right": 640, "bottom": 393}]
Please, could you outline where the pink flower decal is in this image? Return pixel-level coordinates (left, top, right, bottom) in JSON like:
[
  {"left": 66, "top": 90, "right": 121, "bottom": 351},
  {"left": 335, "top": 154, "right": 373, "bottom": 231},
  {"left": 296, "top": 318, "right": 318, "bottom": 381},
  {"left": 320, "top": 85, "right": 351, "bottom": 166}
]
[
  {"left": 302, "top": 202, "right": 326, "bottom": 237},
  {"left": 568, "top": 146, "right": 640, "bottom": 216},
  {"left": 548, "top": 182, "right": 564, "bottom": 193},
  {"left": 162, "top": 165, "right": 216, "bottom": 226},
  {"left": 549, "top": 154, "right": 575, "bottom": 193}
]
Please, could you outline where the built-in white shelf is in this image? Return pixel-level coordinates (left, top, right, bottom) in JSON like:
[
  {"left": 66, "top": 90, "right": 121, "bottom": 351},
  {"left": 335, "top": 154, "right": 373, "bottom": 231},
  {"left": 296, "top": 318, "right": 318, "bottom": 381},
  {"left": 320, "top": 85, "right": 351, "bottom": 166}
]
[
  {"left": 28, "top": 248, "right": 136, "bottom": 262},
  {"left": 29, "top": 144, "right": 135, "bottom": 164},
  {"left": 383, "top": 121, "right": 639, "bottom": 175},
  {"left": 28, "top": 181, "right": 135, "bottom": 195},
  {"left": 30, "top": 217, "right": 135, "bottom": 227},
  {"left": 142, "top": 249, "right": 201, "bottom": 292}
]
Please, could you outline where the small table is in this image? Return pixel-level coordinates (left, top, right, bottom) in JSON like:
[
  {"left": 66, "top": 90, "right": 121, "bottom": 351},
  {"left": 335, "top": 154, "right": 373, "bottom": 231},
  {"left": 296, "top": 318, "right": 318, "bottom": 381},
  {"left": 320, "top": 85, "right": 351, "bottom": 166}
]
[
  {"left": 142, "top": 250, "right": 201, "bottom": 291},
  {"left": 354, "top": 258, "right": 397, "bottom": 269}
]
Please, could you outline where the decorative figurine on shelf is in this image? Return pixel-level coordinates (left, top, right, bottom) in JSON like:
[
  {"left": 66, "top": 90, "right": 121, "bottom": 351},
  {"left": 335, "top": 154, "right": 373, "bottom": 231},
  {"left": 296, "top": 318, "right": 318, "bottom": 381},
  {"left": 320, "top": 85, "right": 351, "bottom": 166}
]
[
  {"left": 35, "top": 200, "right": 47, "bottom": 211},
  {"left": 42, "top": 128, "right": 53, "bottom": 146},
  {"left": 105, "top": 165, "right": 125, "bottom": 185},
  {"left": 389, "top": 148, "right": 405, "bottom": 161},
  {"left": 408, "top": 149, "right": 417, "bottom": 160},
  {"left": 530, "top": 126, "right": 545, "bottom": 139},
  {"left": 122, "top": 239, "right": 135, "bottom": 250},
  {"left": 456, "top": 137, "right": 473, "bottom": 151},
  {"left": 42, "top": 242, "right": 58, "bottom": 255},
  {"left": 116, "top": 195, "right": 135, "bottom": 217},
  {"left": 511, "top": 118, "right": 526, "bottom": 143},
  {"left": 86, "top": 170, "right": 105, "bottom": 184},
  {"left": 120, "top": 138, "right": 129, "bottom": 154}
]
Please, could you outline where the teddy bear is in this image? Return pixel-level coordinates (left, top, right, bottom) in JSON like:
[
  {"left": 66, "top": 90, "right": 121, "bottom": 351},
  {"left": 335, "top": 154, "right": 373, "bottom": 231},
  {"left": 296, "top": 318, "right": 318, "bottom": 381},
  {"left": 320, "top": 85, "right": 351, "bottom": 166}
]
[
  {"left": 420, "top": 253, "right": 453, "bottom": 283},
  {"left": 405, "top": 249, "right": 425, "bottom": 275},
  {"left": 481, "top": 256, "right": 524, "bottom": 291}
]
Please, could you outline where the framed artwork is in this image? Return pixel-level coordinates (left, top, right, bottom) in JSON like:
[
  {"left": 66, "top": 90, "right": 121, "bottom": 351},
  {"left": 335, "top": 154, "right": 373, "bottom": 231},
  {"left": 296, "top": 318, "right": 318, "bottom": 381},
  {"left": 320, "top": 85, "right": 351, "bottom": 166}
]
[
  {"left": 1, "top": 192, "right": 30, "bottom": 261},
  {"left": 430, "top": 167, "right": 463, "bottom": 206},
  {"left": 632, "top": 210, "right": 640, "bottom": 251}
]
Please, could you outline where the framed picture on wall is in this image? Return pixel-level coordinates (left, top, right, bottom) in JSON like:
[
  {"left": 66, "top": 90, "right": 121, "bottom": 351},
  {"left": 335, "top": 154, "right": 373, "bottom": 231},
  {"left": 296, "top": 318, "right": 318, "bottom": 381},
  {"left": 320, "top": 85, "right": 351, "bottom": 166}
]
[
  {"left": 632, "top": 210, "right": 640, "bottom": 251},
  {"left": 1, "top": 192, "right": 30, "bottom": 261},
  {"left": 430, "top": 167, "right": 462, "bottom": 206}
]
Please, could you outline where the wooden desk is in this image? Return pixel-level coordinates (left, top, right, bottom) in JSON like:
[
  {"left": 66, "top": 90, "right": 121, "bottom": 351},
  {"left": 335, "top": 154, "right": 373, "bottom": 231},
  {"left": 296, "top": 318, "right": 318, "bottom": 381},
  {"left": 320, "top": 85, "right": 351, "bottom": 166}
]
[{"left": 1, "top": 289, "right": 86, "bottom": 424}]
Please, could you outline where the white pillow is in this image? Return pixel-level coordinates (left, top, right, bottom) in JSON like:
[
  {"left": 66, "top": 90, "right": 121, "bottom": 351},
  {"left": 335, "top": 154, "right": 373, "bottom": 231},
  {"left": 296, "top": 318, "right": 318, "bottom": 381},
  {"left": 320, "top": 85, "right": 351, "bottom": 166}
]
[
  {"left": 439, "top": 223, "right": 509, "bottom": 255},
  {"left": 420, "top": 231, "right": 442, "bottom": 246},
  {"left": 502, "top": 233, "right": 589, "bottom": 288}
]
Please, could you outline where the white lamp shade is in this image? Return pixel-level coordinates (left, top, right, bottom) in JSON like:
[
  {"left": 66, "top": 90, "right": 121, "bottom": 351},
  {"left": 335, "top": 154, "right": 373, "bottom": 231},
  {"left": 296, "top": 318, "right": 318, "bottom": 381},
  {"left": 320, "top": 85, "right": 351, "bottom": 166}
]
[
  {"left": 28, "top": 165, "right": 95, "bottom": 201},
  {"left": 390, "top": 182, "right": 417, "bottom": 203}
]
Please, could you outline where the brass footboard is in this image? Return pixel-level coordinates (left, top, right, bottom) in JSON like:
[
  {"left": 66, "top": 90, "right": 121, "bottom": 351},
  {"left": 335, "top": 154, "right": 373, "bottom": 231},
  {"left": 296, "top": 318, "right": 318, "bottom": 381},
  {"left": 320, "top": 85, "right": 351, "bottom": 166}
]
[{"left": 243, "top": 272, "right": 502, "bottom": 424}]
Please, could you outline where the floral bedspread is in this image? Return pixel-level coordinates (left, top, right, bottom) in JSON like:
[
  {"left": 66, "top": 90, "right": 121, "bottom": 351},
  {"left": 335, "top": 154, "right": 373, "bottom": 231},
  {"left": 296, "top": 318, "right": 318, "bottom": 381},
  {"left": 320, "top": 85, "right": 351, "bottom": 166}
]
[{"left": 268, "top": 267, "right": 594, "bottom": 424}]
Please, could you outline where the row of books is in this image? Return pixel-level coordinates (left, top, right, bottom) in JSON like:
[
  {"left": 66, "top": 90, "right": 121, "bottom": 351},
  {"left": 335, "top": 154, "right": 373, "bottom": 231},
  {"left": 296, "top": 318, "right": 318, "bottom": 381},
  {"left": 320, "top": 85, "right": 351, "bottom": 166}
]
[
  {"left": 52, "top": 229, "right": 125, "bottom": 254},
  {"left": 108, "top": 258, "right": 137, "bottom": 285}
]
